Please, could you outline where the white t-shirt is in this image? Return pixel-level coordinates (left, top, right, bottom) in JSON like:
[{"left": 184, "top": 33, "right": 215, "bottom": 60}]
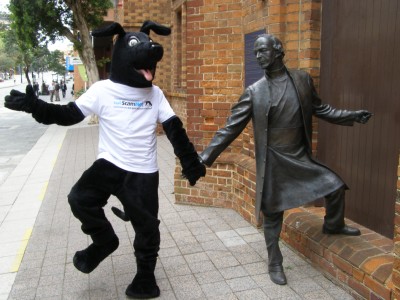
[{"left": 75, "top": 80, "right": 175, "bottom": 173}]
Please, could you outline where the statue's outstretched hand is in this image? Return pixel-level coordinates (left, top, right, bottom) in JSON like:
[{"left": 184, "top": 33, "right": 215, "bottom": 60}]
[
  {"left": 354, "top": 110, "right": 373, "bottom": 124},
  {"left": 5, "top": 85, "right": 37, "bottom": 113}
]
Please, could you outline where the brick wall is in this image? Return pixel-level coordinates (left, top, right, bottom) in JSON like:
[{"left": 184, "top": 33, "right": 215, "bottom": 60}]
[
  {"left": 169, "top": 93, "right": 188, "bottom": 126},
  {"left": 184, "top": 0, "right": 244, "bottom": 150},
  {"left": 171, "top": 1, "right": 398, "bottom": 299},
  {"left": 175, "top": 0, "right": 322, "bottom": 220},
  {"left": 393, "top": 152, "right": 400, "bottom": 299},
  {"left": 174, "top": 0, "right": 249, "bottom": 215}
]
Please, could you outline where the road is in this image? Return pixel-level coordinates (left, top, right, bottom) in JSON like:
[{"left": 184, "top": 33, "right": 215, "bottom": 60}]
[{"left": 0, "top": 75, "right": 74, "bottom": 185}]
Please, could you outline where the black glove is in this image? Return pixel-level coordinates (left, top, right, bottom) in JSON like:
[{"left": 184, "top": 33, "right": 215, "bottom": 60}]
[
  {"left": 354, "top": 110, "right": 373, "bottom": 124},
  {"left": 181, "top": 156, "right": 206, "bottom": 186},
  {"left": 5, "top": 85, "right": 37, "bottom": 113}
]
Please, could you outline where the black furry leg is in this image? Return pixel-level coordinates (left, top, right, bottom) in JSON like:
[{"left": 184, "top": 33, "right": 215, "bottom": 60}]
[
  {"left": 125, "top": 259, "right": 160, "bottom": 299},
  {"left": 73, "top": 237, "right": 119, "bottom": 274}
]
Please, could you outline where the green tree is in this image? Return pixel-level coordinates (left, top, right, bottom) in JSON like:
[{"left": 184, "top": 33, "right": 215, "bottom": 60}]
[
  {"left": 8, "top": 0, "right": 113, "bottom": 85},
  {"left": 0, "top": 12, "right": 18, "bottom": 80},
  {"left": 0, "top": 36, "right": 16, "bottom": 75},
  {"left": 2, "top": 28, "right": 35, "bottom": 84},
  {"left": 47, "top": 50, "right": 66, "bottom": 76},
  {"left": 2, "top": 29, "right": 66, "bottom": 84}
]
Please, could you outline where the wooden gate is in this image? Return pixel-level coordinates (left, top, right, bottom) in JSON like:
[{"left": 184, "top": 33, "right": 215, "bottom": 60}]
[{"left": 318, "top": 0, "right": 400, "bottom": 238}]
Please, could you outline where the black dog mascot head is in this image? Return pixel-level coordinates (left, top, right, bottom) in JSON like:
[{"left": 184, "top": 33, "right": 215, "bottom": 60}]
[{"left": 91, "top": 21, "right": 171, "bottom": 88}]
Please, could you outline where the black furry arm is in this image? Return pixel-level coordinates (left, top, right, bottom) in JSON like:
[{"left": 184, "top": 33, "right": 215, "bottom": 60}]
[
  {"left": 4, "top": 85, "right": 85, "bottom": 126},
  {"left": 31, "top": 101, "right": 85, "bottom": 126},
  {"left": 162, "top": 116, "right": 206, "bottom": 186}
]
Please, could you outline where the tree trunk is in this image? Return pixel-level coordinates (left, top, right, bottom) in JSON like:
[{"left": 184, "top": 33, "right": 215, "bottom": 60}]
[
  {"left": 67, "top": 0, "right": 99, "bottom": 124},
  {"left": 24, "top": 66, "right": 31, "bottom": 85},
  {"left": 79, "top": 41, "right": 99, "bottom": 87},
  {"left": 68, "top": 1, "right": 99, "bottom": 86}
]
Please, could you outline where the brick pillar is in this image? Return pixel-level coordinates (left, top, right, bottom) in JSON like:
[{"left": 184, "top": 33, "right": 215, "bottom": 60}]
[{"left": 393, "top": 152, "right": 400, "bottom": 299}]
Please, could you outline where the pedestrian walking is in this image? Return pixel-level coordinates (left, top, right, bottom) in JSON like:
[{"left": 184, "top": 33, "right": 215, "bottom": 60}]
[
  {"left": 33, "top": 82, "right": 39, "bottom": 97},
  {"left": 61, "top": 81, "right": 67, "bottom": 98},
  {"left": 54, "top": 81, "right": 61, "bottom": 101},
  {"left": 48, "top": 82, "right": 55, "bottom": 102}
]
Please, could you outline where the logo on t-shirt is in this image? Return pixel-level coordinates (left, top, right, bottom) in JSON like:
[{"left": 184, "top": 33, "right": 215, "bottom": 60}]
[{"left": 114, "top": 99, "right": 152, "bottom": 109}]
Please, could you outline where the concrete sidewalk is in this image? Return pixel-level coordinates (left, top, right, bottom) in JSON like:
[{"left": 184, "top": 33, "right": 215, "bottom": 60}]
[{"left": 0, "top": 123, "right": 355, "bottom": 299}]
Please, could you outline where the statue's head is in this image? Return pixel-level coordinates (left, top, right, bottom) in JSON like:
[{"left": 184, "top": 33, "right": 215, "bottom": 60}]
[{"left": 254, "top": 34, "right": 285, "bottom": 71}]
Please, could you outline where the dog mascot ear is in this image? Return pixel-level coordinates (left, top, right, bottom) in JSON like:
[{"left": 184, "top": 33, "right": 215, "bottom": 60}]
[
  {"left": 91, "top": 22, "right": 126, "bottom": 37},
  {"left": 140, "top": 20, "right": 171, "bottom": 36},
  {"left": 91, "top": 20, "right": 171, "bottom": 38}
]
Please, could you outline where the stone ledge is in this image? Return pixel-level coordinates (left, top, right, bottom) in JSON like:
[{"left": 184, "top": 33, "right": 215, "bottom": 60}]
[{"left": 282, "top": 207, "right": 394, "bottom": 300}]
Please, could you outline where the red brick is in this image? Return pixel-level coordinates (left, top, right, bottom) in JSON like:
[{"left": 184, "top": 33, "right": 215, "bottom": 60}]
[
  {"left": 350, "top": 248, "right": 385, "bottom": 268},
  {"left": 361, "top": 254, "right": 393, "bottom": 277},
  {"left": 371, "top": 262, "right": 393, "bottom": 285},
  {"left": 307, "top": 237, "right": 323, "bottom": 257},
  {"left": 392, "top": 289, "right": 400, "bottom": 300},
  {"left": 364, "top": 275, "right": 392, "bottom": 300},
  {"left": 348, "top": 277, "right": 371, "bottom": 299},
  {"left": 337, "top": 268, "right": 350, "bottom": 284},
  {"left": 332, "top": 254, "right": 354, "bottom": 275},
  {"left": 393, "top": 269, "right": 400, "bottom": 289},
  {"left": 319, "top": 257, "right": 337, "bottom": 278},
  {"left": 353, "top": 267, "right": 366, "bottom": 282}
]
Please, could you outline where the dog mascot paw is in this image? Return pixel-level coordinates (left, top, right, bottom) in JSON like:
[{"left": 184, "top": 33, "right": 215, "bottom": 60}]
[
  {"left": 5, "top": 20, "right": 205, "bottom": 299},
  {"left": 5, "top": 84, "right": 37, "bottom": 113}
]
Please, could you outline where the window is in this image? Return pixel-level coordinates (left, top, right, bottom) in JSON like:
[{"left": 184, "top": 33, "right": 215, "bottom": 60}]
[{"left": 244, "top": 29, "right": 266, "bottom": 87}]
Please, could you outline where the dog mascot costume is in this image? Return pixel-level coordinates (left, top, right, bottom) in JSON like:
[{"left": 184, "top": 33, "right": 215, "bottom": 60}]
[{"left": 4, "top": 21, "right": 206, "bottom": 299}]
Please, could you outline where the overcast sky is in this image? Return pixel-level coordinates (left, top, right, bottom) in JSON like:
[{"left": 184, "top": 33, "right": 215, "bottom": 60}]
[{"left": 0, "top": 0, "right": 8, "bottom": 11}]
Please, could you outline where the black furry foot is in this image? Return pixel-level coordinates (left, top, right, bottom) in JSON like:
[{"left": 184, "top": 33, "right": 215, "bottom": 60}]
[
  {"left": 125, "top": 273, "right": 160, "bottom": 299},
  {"left": 73, "top": 237, "right": 119, "bottom": 273}
]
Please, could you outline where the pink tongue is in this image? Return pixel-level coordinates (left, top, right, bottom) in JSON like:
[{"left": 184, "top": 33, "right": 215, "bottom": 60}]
[{"left": 139, "top": 69, "right": 153, "bottom": 81}]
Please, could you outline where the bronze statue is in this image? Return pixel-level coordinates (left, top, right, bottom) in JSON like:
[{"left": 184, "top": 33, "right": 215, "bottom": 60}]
[{"left": 199, "top": 34, "right": 372, "bottom": 285}]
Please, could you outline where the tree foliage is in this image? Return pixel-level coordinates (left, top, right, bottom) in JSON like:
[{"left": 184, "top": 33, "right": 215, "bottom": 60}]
[
  {"left": 8, "top": 0, "right": 113, "bottom": 85},
  {"left": 47, "top": 50, "right": 66, "bottom": 75},
  {"left": 1, "top": 28, "right": 65, "bottom": 84},
  {"left": 0, "top": 31, "right": 17, "bottom": 72}
]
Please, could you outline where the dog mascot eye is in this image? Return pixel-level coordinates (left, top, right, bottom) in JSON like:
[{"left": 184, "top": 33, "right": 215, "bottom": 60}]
[{"left": 128, "top": 37, "right": 139, "bottom": 47}]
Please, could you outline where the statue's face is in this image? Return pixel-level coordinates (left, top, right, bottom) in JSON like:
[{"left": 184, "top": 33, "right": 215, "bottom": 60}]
[{"left": 254, "top": 36, "right": 276, "bottom": 70}]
